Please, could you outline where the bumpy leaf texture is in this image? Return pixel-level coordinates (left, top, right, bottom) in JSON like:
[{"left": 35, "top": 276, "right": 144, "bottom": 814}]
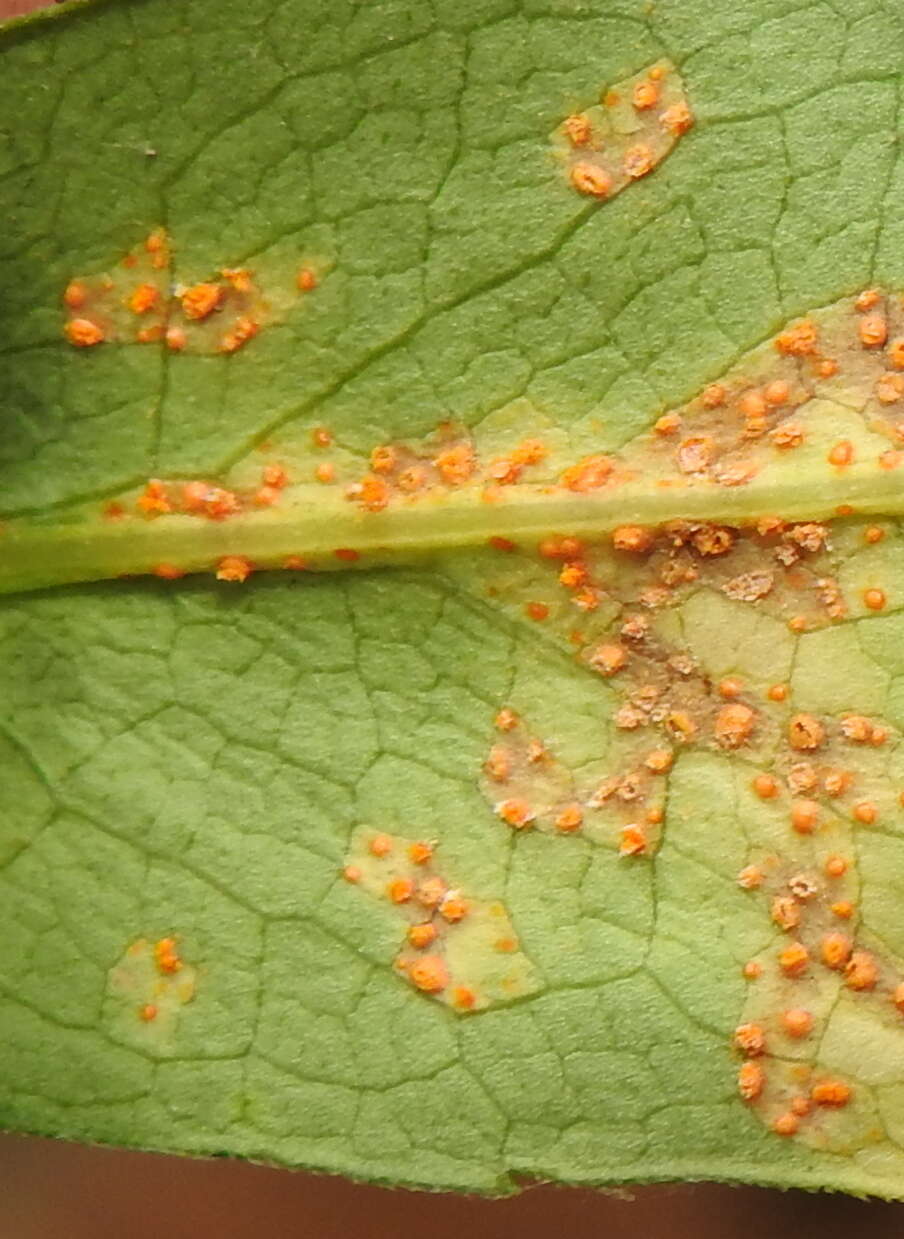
[{"left": 4, "top": 0, "right": 904, "bottom": 1199}]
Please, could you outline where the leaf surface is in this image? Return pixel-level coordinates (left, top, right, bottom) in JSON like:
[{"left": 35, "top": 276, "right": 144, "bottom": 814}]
[{"left": 4, "top": 0, "right": 904, "bottom": 1199}]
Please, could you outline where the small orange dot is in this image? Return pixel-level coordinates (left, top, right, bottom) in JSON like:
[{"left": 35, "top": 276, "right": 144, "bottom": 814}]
[
  {"left": 369, "top": 833, "right": 393, "bottom": 857},
  {"left": 772, "top": 1113, "right": 799, "bottom": 1137},
  {"left": 718, "top": 677, "right": 743, "bottom": 699},
  {"left": 742, "top": 961, "right": 763, "bottom": 980},
  {"left": 525, "top": 601, "right": 549, "bottom": 621},
  {"left": 863, "top": 588, "right": 886, "bottom": 611},
  {"left": 853, "top": 801, "right": 877, "bottom": 824},
  {"left": 139, "top": 1004, "right": 158, "bottom": 1023},
  {"left": 865, "top": 526, "right": 885, "bottom": 544},
  {"left": 791, "top": 800, "right": 819, "bottom": 834},
  {"left": 753, "top": 774, "right": 779, "bottom": 800},
  {"left": 767, "top": 683, "right": 789, "bottom": 702},
  {"left": 824, "top": 854, "right": 848, "bottom": 878},
  {"left": 828, "top": 441, "right": 854, "bottom": 467},
  {"left": 388, "top": 878, "right": 413, "bottom": 903}
]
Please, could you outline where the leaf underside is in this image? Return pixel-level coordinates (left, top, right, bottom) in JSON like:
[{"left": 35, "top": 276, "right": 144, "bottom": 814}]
[{"left": 5, "top": 0, "right": 904, "bottom": 1201}]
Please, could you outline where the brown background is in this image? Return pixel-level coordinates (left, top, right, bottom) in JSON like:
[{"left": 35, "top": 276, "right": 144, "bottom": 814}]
[{"left": 2, "top": 0, "right": 903, "bottom": 1232}]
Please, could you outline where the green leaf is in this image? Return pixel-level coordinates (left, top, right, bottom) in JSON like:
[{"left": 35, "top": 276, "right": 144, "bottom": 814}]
[{"left": 5, "top": 0, "right": 904, "bottom": 1200}]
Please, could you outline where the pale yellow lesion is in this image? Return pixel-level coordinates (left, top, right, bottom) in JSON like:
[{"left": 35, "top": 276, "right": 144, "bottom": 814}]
[
  {"left": 343, "top": 826, "right": 540, "bottom": 1012},
  {"left": 60, "top": 228, "right": 321, "bottom": 356},
  {"left": 104, "top": 936, "right": 197, "bottom": 1052},
  {"left": 552, "top": 60, "right": 694, "bottom": 200}
]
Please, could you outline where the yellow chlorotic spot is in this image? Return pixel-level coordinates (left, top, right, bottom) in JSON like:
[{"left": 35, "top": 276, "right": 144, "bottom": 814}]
[
  {"left": 180, "top": 283, "right": 223, "bottom": 320},
  {"left": 738, "top": 1060, "right": 764, "bottom": 1101},
  {"left": 65, "top": 318, "right": 105, "bottom": 347},
  {"left": 782, "top": 1008, "right": 813, "bottom": 1038},
  {"left": 216, "top": 556, "right": 253, "bottom": 583}
]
